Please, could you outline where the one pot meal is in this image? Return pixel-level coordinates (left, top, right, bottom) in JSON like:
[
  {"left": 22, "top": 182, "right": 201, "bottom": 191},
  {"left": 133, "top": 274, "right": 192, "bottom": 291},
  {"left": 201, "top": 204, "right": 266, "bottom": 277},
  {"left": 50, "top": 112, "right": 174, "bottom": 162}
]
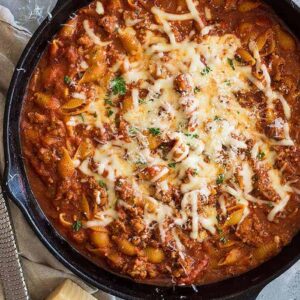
[{"left": 21, "top": 0, "right": 300, "bottom": 285}]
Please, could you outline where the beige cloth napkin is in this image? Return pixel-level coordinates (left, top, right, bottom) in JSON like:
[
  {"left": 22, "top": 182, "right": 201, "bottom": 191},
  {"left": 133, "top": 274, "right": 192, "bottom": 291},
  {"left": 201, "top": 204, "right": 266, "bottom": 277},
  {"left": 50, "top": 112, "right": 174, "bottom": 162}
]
[{"left": 0, "top": 6, "right": 113, "bottom": 300}]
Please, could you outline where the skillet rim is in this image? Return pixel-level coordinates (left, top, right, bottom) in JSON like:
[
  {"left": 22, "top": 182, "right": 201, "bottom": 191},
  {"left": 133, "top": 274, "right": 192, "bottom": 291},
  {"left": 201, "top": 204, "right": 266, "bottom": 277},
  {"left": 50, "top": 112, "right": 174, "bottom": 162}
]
[{"left": 3, "top": 0, "right": 300, "bottom": 299}]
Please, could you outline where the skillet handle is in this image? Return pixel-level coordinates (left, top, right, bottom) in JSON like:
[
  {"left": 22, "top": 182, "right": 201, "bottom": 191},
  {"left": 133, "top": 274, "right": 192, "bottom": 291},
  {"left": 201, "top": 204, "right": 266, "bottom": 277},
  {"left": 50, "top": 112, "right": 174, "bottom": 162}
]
[{"left": 51, "top": 0, "right": 66, "bottom": 15}]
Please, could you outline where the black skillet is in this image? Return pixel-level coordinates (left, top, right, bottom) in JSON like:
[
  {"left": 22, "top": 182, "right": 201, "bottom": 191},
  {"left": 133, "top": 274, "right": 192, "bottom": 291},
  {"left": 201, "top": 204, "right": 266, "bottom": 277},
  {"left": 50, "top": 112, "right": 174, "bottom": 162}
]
[{"left": 3, "top": 0, "right": 300, "bottom": 299}]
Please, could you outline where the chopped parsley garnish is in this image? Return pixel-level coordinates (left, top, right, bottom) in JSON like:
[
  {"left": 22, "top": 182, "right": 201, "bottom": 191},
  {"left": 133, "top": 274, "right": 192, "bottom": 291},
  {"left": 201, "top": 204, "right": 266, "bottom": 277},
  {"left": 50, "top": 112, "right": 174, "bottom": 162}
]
[
  {"left": 72, "top": 220, "right": 82, "bottom": 232},
  {"left": 105, "top": 97, "right": 114, "bottom": 106},
  {"left": 227, "top": 58, "right": 235, "bottom": 70},
  {"left": 194, "top": 86, "right": 201, "bottom": 94},
  {"left": 267, "top": 202, "right": 274, "bottom": 208},
  {"left": 220, "top": 236, "right": 228, "bottom": 244},
  {"left": 138, "top": 98, "right": 146, "bottom": 104},
  {"left": 257, "top": 151, "right": 266, "bottom": 160},
  {"left": 111, "top": 76, "right": 127, "bottom": 95},
  {"left": 192, "top": 168, "right": 199, "bottom": 176},
  {"left": 98, "top": 180, "right": 107, "bottom": 190},
  {"left": 214, "top": 115, "right": 221, "bottom": 121},
  {"left": 129, "top": 127, "right": 138, "bottom": 136},
  {"left": 235, "top": 55, "right": 243, "bottom": 63},
  {"left": 168, "top": 162, "right": 177, "bottom": 168},
  {"left": 217, "top": 227, "right": 223, "bottom": 234},
  {"left": 216, "top": 174, "right": 225, "bottom": 185},
  {"left": 136, "top": 160, "right": 147, "bottom": 166},
  {"left": 64, "top": 76, "right": 72, "bottom": 85},
  {"left": 184, "top": 132, "right": 199, "bottom": 138},
  {"left": 79, "top": 114, "right": 85, "bottom": 122},
  {"left": 107, "top": 109, "right": 114, "bottom": 117},
  {"left": 224, "top": 79, "right": 231, "bottom": 86},
  {"left": 201, "top": 66, "right": 212, "bottom": 76},
  {"left": 148, "top": 127, "right": 161, "bottom": 136}
]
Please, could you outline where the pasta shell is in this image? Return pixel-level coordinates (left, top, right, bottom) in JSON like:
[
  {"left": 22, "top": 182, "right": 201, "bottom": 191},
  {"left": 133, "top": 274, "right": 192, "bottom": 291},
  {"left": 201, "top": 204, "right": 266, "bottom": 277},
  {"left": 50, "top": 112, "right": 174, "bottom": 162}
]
[
  {"left": 147, "top": 135, "right": 161, "bottom": 150},
  {"left": 256, "top": 29, "right": 275, "bottom": 56},
  {"left": 218, "top": 248, "right": 241, "bottom": 266},
  {"left": 115, "top": 238, "right": 137, "bottom": 256},
  {"left": 61, "top": 99, "right": 85, "bottom": 110},
  {"left": 89, "top": 47, "right": 106, "bottom": 65},
  {"left": 49, "top": 39, "right": 60, "bottom": 57},
  {"left": 75, "top": 139, "right": 94, "bottom": 160},
  {"left": 275, "top": 25, "right": 296, "bottom": 51},
  {"left": 122, "top": 95, "right": 134, "bottom": 112},
  {"left": 58, "top": 147, "right": 75, "bottom": 178},
  {"left": 238, "top": 1, "right": 261, "bottom": 13},
  {"left": 106, "top": 251, "right": 124, "bottom": 266},
  {"left": 253, "top": 242, "right": 277, "bottom": 261},
  {"left": 127, "top": 0, "right": 139, "bottom": 9},
  {"left": 80, "top": 64, "right": 107, "bottom": 84},
  {"left": 219, "top": 239, "right": 236, "bottom": 248},
  {"left": 90, "top": 231, "right": 110, "bottom": 248},
  {"left": 61, "top": 105, "right": 89, "bottom": 115},
  {"left": 88, "top": 226, "right": 108, "bottom": 232},
  {"left": 59, "top": 213, "right": 73, "bottom": 228},
  {"left": 224, "top": 209, "right": 244, "bottom": 227},
  {"left": 145, "top": 247, "right": 165, "bottom": 264},
  {"left": 86, "top": 245, "right": 107, "bottom": 256},
  {"left": 236, "top": 48, "right": 256, "bottom": 66},
  {"left": 34, "top": 93, "right": 60, "bottom": 110},
  {"left": 61, "top": 19, "right": 77, "bottom": 37},
  {"left": 118, "top": 27, "right": 142, "bottom": 56},
  {"left": 81, "top": 195, "right": 91, "bottom": 219}
]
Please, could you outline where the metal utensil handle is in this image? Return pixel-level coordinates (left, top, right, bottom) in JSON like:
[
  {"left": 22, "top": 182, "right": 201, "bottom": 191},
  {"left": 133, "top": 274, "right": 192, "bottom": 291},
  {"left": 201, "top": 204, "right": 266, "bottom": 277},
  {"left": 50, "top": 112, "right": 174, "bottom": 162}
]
[{"left": 0, "top": 186, "right": 29, "bottom": 300}]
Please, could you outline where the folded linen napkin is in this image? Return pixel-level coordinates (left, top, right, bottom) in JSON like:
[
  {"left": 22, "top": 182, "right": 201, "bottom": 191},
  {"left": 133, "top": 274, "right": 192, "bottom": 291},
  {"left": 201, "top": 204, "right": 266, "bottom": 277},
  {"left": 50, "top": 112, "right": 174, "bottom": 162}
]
[{"left": 0, "top": 6, "right": 113, "bottom": 300}]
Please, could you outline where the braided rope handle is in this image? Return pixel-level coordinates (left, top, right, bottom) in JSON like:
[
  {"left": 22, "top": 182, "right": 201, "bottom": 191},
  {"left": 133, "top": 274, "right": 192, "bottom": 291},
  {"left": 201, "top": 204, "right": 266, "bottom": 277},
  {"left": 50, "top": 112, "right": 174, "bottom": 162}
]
[{"left": 0, "top": 186, "right": 29, "bottom": 300}]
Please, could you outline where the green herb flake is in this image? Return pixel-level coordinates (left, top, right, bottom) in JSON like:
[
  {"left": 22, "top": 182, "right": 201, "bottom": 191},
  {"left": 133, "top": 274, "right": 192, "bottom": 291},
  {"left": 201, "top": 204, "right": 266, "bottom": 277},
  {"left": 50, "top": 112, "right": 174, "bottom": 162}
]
[
  {"left": 214, "top": 116, "right": 221, "bottom": 121},
  {"left": 64, "top": 76, "right": 72, "bottom": 85},
  {"left": 227, "top": 58, "right": 235, "bottom": 70},
  {"left": 194, "top": 86, "right": 201, "bottom": 94},
  {"left": 136, "top": 160, "right": 147, "bottom": 166},
  {"left": 107, "top": 109, "right": 114, "bottom": 117},
  {"left": 98, "top": 180, "right": 107, "bottom": 190},
  {"left": 224, "top": 79, "right": 231, "bottom": 86},
  {"left": 129, "top": 127, "right": 138, "bottom": 136},
  {"left": 168, "top": 162, "right": 177, "bottom": 168},
  {"left": 217, "top": 227, "right": 223, "bottom": 234},
  {"left": 138, "top": 98, "right": 146, "bottom": 104},
  {"left": 148, "top": 127, "right": 161, "bottom": 136},
  {"left": 220, "top": 236, "right": 228, "bottom": 244},
  {"left": 257, "top": 151, "right": 266, "bottom": 160},
  {"left": 193, "top": 168, "right": 199, "bottom": 176},
  {"left": 79, "top": 114, "right": 85, "bottom": 122},
  {"left": 184, "top": 132, "right": 199, "bottom": 139},
  {"left": 216, "top": 174, "right": 225, "bottom": 185},
  {"left": 111, "top": 76, "right": 126, "bottom": 96},
  {"left": 235, "top": 55, "right": 243, "bottom": 63},
  {"left": 105, "top": 97, "right": 114, "bottom": 106},
  {"left": 72, "top": 220, "right": 82, "bottom": 232},
  {"left": 201, "top": 66, "right": 212, "bottom": 76}
]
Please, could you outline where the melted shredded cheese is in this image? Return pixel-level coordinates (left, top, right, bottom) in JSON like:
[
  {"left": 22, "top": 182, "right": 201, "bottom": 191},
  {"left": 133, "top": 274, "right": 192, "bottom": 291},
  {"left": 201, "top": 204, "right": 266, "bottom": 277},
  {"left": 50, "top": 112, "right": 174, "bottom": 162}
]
[
  {"left": 83, "top": 20, "right": 111, "bottom": 46},
  {"left": 70, "top": 0, "right": 296, "bottom": 258}
]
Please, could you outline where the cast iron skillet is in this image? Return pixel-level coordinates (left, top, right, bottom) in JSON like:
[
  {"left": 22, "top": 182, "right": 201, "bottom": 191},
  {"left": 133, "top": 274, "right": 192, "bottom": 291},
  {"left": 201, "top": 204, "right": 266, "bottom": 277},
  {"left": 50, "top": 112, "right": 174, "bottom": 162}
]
[{"left": 3, "top": 0, "right": 300, "bottom": 299}]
